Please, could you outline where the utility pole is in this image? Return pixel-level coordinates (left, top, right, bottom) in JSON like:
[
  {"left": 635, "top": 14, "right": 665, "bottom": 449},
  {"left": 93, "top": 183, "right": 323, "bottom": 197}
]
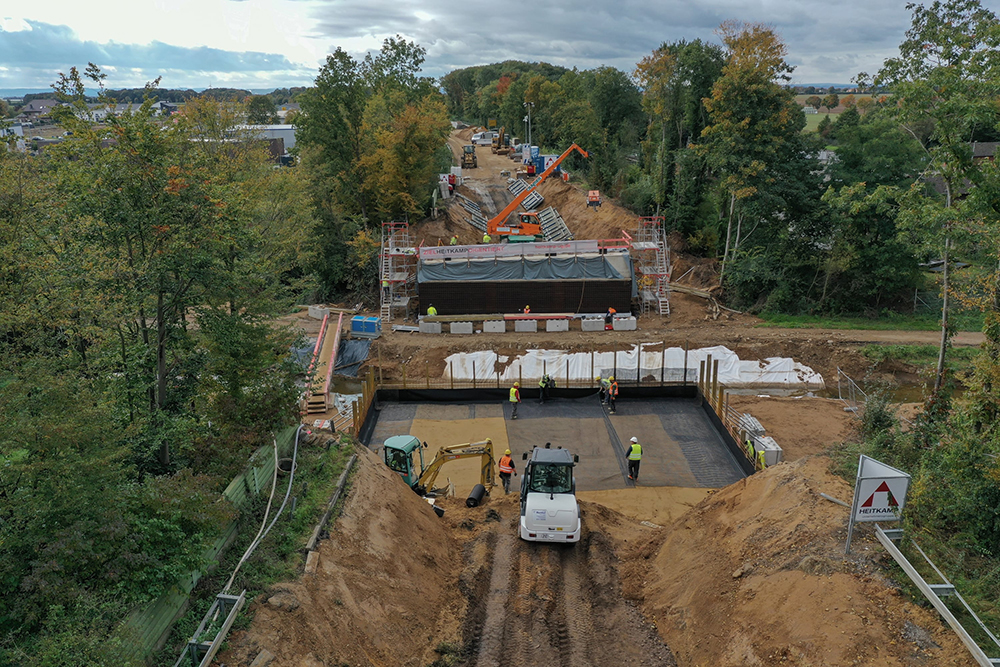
[{"left": 523, "top": 101, "right": 533, "bottom": 147}]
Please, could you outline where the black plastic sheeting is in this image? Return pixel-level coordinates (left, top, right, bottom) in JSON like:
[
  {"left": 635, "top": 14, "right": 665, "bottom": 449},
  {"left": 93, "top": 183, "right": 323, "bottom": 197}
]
[
  {"left": 418, "top": 279, "right": 632, "bottom": 316},
  {"left": 418, "top": 255, "right": 627, "bottom": 282},
  {"left": 335, "top": 339, "right": 371, "bottom": 377}
]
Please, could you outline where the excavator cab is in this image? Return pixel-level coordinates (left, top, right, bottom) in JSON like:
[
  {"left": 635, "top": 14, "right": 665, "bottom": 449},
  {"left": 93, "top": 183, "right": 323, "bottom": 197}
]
[{"left": 383, "top": 435, "right": 426, "bottom": 488}]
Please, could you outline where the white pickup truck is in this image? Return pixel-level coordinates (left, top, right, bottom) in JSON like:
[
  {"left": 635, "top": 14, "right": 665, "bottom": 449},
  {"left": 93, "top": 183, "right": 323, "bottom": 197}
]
[
  {"left": 519, "top": 444, "right": 581, "bottom": 543},
  {"left": 471, "top": 130, "right": 498, "bottom": 146}
]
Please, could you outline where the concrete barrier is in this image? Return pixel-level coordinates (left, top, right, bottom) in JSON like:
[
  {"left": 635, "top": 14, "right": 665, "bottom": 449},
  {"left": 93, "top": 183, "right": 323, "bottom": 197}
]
[
  {"left": 419, "top": 321, "right": 442, "bottom": 334},
  {"left": 581, "top": 318, "right": 605, "bottom": 332},
  {"left": 450, "top": 322, "right": 474, "bottom": 334},
  {"left": 308, "top": 305, "right": 330, "bottom": 320},
  {"left": 546, "top": 319, "right": 569, "bottom": 332},
  {"left": 514, "top": 320, "right": 537, "bottom": 333},
  {"left": 613, "top": 316, "right": 637, "bottom": 331},
  {"left": 483, "top": 320, "right": 506, "bottom": 333}
]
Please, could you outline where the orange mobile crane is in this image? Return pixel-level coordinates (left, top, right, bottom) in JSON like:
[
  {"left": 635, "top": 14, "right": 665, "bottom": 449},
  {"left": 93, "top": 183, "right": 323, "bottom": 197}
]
[{"left": 485, "top": 143, "right": 589, "bottom": 241}]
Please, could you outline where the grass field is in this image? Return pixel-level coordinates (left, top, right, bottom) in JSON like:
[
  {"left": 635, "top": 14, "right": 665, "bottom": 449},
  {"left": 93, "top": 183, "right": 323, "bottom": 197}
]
[
  {"left": 757, "top": 311, "right": 984, "bottom": 332},
  {"left": 802, "top": 112, "right": 835, "bottom": 132}
]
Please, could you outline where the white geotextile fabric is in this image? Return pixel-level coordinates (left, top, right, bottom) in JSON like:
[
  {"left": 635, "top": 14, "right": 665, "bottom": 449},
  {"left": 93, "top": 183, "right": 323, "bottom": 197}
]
[{"left": 443, "top": 344, "right": 824, "bottom": 389}]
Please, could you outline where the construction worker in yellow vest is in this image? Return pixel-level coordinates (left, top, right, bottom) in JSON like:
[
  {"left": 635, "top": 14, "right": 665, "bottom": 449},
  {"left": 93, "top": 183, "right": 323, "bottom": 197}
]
[
  {"left": 627, "top": 436, "right": 642, "bottom": 481},
  {"left": 483, "top": 233, "right": 492, "bottom": 244},
  {"left": 381, "top": 278, "right": 390, "bottom": 300},
  {"left": 608, "top": 376, "right": 618, "bottom": 414},
  {"left": 538, "top": 374, "right": 555, "bottom": 403},
  {"left": 450, "top": 235, "right": 458, "bottom": 245},
  {"left": 498, "top": 448, "right": 517, "bottom": 493},
  {"left": 426, "top": 304, "right": 438, "bottom": 317},
  {"left": 745, "top": 435, "right": 756, "bottom": 461},
  {"left": 757, "top": 447, "right": 767, "bottom": 470},
  {"left": 509, "top": 381, "right": 521, "bottom": 419},
  {"left": 597, "top": 375, "right": 610, "bottom": 404}
]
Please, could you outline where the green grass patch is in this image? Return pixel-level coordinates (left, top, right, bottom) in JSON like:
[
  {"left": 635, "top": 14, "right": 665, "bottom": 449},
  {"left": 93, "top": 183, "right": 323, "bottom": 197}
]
[
  {"left": 757, "top": 311, "right": 983, "bottom": 332},
  {"left": 152, "top": 435, "right": 356, "bottom": 665},
  {"left": 860, "top": 344, "right": 979, "bottom": 373},
  {"left": 802, "top": 112, "right": 834, "bottom": 132}
]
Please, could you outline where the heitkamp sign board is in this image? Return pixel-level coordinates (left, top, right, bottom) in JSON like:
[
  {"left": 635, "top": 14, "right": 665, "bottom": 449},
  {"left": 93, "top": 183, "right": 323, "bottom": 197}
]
[{"left": 846, "top": 455, "right": 910, "bottom": 553}]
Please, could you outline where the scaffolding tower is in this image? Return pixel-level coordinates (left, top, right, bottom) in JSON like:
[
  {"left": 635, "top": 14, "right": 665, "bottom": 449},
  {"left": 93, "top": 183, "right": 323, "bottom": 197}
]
[
  {"left": 632, "top": 216, "right": 671, "bottom": 316},
  {"left": 380, "top": 221, "right": 417, "bottom": 325}
]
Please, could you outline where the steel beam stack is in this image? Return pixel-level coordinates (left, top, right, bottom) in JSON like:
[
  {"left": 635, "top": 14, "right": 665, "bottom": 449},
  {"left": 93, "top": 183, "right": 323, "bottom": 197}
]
[
  {"left": 507, "top": 179, "right": 544, "bottom": 210},
  {"left": 536, "top": 206, "right": 573, "bottom": 241}
]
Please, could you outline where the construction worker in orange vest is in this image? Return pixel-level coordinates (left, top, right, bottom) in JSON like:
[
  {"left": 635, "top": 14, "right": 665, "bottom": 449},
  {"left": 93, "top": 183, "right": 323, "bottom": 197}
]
[
  {"left": 608, "top": 376, "right": 618, "bottom": 414},
  {"left": 498, "top": 448, "right": 517, "bottom": 493},
  {"left": 509, "top": 381, "right": 521, "bottom": 419}
]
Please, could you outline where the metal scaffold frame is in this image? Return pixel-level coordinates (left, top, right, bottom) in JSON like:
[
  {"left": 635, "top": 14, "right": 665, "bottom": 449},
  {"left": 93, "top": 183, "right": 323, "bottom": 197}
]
[
  {"left": 631, "top": 216, "right": 671, "bottom": 316},
  {"left": 380, "top": 221, "right": 417, "bottom": 324}
]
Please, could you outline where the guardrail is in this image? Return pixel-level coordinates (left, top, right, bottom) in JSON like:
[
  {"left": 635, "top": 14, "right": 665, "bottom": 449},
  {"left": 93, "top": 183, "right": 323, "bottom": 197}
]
[{"left": 875, "top": 524, "right": 1000, "bottom": 666}]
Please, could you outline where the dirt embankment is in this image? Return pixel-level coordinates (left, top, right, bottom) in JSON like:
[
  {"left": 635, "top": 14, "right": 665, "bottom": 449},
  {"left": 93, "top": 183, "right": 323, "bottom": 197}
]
[{"left": 622, "top": 456, "right": 976, "bottom": 666}]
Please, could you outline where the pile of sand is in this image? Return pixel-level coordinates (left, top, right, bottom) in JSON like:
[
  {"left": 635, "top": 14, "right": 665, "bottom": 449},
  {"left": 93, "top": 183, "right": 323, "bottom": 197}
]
[
  {"left": 220, "top": 445, "right": 462, "bottom": 667},
  {"left": 622, "top": 456, "right": 976, "bottom": 666}
]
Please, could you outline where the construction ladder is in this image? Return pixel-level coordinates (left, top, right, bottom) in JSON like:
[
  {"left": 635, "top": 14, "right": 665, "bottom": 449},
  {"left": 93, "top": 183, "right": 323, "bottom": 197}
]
[
  {"left": 632, "top": 217, "right": 671, "bottom": 316},
  {"left": 380, "top": 221, "right": 417, "bottom": 325}
]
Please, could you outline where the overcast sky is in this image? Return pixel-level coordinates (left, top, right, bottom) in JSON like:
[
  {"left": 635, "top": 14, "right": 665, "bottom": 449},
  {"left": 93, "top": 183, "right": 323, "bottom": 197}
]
[{"left": 0, "top": 0, "right": 939, "bottom": 93}]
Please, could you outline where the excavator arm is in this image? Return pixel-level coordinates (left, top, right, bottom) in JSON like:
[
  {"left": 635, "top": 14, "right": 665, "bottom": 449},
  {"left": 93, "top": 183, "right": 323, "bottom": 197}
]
[
  {"left": 486, "top": 143, "right": 589, "bottom": 236},
  {"left": 415, "top": 439, "right": 496, "bottom": 495}
]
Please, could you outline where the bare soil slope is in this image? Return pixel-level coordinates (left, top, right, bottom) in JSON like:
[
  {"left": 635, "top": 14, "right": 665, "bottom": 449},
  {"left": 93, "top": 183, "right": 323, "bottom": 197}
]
[
  {"left": 624, "top": 456, "right": 975, "bottom": 666},
  {"left": 220, "top": 445, "right": 463, "bottom": 666}
]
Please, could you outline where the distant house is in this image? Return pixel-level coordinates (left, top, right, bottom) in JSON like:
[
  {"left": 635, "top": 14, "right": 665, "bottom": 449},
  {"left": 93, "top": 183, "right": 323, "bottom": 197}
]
[
  {"left": 972, "top": 142, "right": 999, "bottom": 163},
  {"left": 239, "top": 124, "right": 297, "bottom": 151},
  {"left": 1, "top": 123, "right": 26, "bottom": 152},
  {"left": 19, "top": 98, "right": 61, "bottom": 120},
  {"left": 84, "top": 101, "right": 177, "bottom": 121},
  {"left": 802, "top": 107, "right": 818, "bottom": 114}
]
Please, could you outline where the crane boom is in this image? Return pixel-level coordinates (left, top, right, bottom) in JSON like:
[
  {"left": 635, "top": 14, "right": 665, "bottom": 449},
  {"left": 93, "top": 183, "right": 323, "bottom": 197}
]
[{"left": 486, "top": 143, "right": 589, "bottom": 236}]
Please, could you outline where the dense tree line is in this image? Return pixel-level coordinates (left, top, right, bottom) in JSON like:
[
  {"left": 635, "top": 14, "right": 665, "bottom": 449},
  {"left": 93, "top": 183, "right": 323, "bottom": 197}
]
[
  {"left": 0, "top": 67, "right": 314, "bottom": 663},
  {"left": 295, "top": 36, "right": 451, "bottom": 300}
]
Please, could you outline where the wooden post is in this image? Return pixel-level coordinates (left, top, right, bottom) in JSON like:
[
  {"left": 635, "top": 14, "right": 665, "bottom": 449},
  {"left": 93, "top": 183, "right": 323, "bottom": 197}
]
[
  {"left": 613, "top": 349, "right": 617, "bottom": 379},
  {"left": 519, "top": 365, "right": 522, "bottom": 388},
  {"left": 712, "top": 359, "right": 720, "bottom": 412},
  {"left": 450, "top": 361, "right": 454, "bottom": 390},
  {"left": 705, "top": 354, "right": 713, "bottom": 399},
  {"left": 565, "top": 359, "right": 569, "bottom": 390},
  {"left": 473, "top": 361, "right": 477, "bottom": 390},
  {"left": 496, "top": 368, "right": 500, "bottom": 389},
  {"left": 378, "top": 344, "right": 383, "bottom": 385},
  {"left": 590, "top": 350, "right": 595, "bottom": 386},
  {"left": 660, "top": 345, "right": 665, "bottom": 386},
  {"left": 699, "top": 359, "right": 706, "bottom": 396},
  {"left": 543, "top": 359, "right": 546, "bottom": 378},
  {"left": 402, "top": 363, "right": 407, "bottom": 389},
  {"left": 425, "top": 361, "right": 430, "bottom": 389},
  {"left": 683, "top": 339, "right": 689, "bottom": 386}
]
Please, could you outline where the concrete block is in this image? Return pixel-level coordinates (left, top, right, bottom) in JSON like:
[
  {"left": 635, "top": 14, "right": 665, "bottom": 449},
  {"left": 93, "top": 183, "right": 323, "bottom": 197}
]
[
  {"left": 514, "top": 319, "right": 537, "bottom": 333},
  {"left": 449, "top": 321, "right": 474, "bottom": 334},
  {"left": 613, "top": 316, "right": 637, "bottom": 331},
  {"left": 419, "top": 321, "right": 442, "bottom": 334},
  {"left": 304, "top": 550, "right": 320, "bottom": 574},
  {"left": 545, "top": 319, "right": 569, "bottom": 332},
  {"left": 307, "top": 305, "right": 330, "bottom": 320},
  {"left": 250, "top": 649, "right": 276, "bottom": 667},
  {"left": 483, "top": 320, "right": 506, "bottom": 333},
  {"left": 581, "top": 318, "right": 605, "bottom": 332}
]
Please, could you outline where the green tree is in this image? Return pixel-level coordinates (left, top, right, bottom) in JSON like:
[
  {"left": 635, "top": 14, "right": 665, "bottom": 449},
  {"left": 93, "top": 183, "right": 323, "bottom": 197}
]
[
  {"left": 865, "top": 0, "right": 1000, "bottom": 390},
  {"left": 821, "top": 93, "right": 840, "bottom": 112},
  {"left": 805, "top": 95, "right": 822, "bottom": 110},
  {"left": 246, "top": 94, "right": 278, "bottom": 124}
]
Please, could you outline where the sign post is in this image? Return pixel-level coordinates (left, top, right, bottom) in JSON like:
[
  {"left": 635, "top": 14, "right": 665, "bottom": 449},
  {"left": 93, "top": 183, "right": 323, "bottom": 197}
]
[{"left": 846, "top": 455, "right": 910, "bottom": 553}]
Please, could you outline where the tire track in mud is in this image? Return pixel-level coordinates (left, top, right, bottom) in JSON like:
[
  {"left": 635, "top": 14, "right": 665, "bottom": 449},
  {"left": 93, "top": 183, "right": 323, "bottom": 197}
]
[
  {"left": 474, "top": 532, "right": 516, "bottom": 667},
  {"left": 463, "top": 521, "right": 676, "bottom": 667}
]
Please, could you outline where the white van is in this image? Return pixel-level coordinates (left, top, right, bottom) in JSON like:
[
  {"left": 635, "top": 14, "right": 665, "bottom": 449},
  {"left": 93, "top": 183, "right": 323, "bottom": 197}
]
[{"left": 471, "top": 131, "right": 497, "bottom": 146}]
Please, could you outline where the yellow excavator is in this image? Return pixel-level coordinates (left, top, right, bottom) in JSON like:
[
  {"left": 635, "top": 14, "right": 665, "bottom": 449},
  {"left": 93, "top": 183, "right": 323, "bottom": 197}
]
[
  {"left": 382, "top": 435, "right": 496, "bottom": 498},
  {"left": 491, "top": 127, "right": 511, "bottom": 155}
]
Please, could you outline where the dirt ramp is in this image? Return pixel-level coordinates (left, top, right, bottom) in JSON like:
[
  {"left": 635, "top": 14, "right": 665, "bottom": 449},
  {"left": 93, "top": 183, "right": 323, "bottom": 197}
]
[
  {"left": 220, "top": 445, "right": 462, "bottom": 667},
  {"left": 624, "top": 456, "right": 976, "bottom": 666},
  {"left": 535, "top": 178, "right": 641, "bottom": 241}
]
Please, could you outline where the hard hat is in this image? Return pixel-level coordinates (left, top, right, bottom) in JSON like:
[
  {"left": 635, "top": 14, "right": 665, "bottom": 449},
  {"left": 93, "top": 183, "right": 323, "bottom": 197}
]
[
  {"left": 609, "top": 376, "right": 615, "bottom": 381},
  {"left": 630, "top": 437, "right": 638, "bottom": 443},
  {"left": 514, "top": 381, "right": 519, "bottom": 387},
  {"left": 595, "top": 376, "right": 601, "bottom": 381},
  {"left": 505, "top": 449, "right": 511, "bottom": 455},
  {"left": 486, "top": 438, "right": 492, "bottom": 444}
]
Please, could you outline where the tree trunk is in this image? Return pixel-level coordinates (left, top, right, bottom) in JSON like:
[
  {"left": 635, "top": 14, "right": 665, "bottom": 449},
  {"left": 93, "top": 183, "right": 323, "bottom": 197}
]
[
  {"left": 721, "top": 192, "right": 735, "bottom": 282},
  {"left": 156, "top": 290, "right": 169, "bottom": 467},
  {"left": 934, "top": 181, "right": 952, "bottom": 392}
]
